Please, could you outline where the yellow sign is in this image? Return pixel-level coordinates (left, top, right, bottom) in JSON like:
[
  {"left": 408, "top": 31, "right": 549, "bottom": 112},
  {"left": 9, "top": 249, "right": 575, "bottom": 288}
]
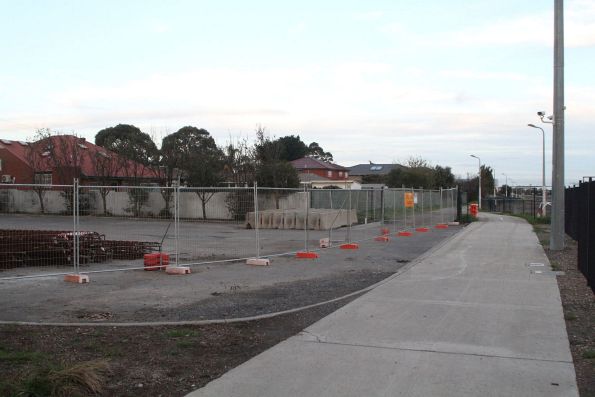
[{"left": 404, "top": 192, "right": 414, "bottom": 208}]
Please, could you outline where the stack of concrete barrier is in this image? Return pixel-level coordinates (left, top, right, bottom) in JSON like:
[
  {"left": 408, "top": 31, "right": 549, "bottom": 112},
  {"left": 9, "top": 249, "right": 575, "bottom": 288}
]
[{"left": 245, "top": 209, "right": 357, "bottom": 230}]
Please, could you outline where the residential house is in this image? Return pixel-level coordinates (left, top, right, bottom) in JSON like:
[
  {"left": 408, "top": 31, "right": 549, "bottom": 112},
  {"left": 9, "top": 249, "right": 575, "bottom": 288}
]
[
  {"left": 291, "top": 157, "right": 349, "bottom": 180},
  {"left": 0, "top": 135, "right": 156, "bottom": 185},
  {"left": 348, "top": 163, "right": 405, "bottom": 184},
  {"left": 290, "top": 157, "right": 360, "bottom": 189}
]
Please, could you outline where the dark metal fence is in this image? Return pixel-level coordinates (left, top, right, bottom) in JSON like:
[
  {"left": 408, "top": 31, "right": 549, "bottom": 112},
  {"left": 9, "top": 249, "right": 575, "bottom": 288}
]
[
  {"left": 565, "top": 179, "right": 595, "bottom": 293},
  {"left": 483, "top": 188, "right": 546, "bottom": 218}
]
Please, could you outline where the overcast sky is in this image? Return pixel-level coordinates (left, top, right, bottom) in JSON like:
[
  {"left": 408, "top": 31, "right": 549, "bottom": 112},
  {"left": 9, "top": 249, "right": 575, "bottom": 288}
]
[{"left": 1, "top": 0, "right": 593, "bottom": 186}]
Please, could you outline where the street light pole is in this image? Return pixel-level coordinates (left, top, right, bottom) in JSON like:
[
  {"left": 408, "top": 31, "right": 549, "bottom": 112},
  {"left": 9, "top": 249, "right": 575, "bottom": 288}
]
[
  {"left": 551, "top": 0, "right": 565, "bottom": 250},
  {"left": 528, "top": 124, "right": 547, "bottom": 217},
  {"left": 470, "top": 154, "right": 481, "bottom": 209}
]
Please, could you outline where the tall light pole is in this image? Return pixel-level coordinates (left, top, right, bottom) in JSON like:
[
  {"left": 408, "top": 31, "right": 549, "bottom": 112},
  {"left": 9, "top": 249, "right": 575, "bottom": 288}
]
[
  {"left": 528, "top": 124, "right": 547, "bottom": 217},
  {"left": 551, "top": 0, "right": 565, "bottom": 250},
  {"left": 470, "top": 154, "right": 481, "bottom": 209}
]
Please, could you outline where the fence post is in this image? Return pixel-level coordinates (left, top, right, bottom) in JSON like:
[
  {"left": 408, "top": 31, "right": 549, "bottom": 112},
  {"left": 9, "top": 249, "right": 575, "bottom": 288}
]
[
  {"left": 420, "top": 189, "right": 425, "bottom": 227},
  {"left": 254, "top": 182, "right": 259, "bottom": 258},
  {"left": 348, "top": 188, "right": 352, "bottom": 243},
  {"left": 456, "top": 187, "right": 462, "bottom": 222},
  {"left": 380, "top": 188, "right": 385, "bottom": 226},
  {"left": 440, "top": 187, "right": 444, "bottom": 224},
  {"left": 73, "top": 178, "right": 79, "bottom": 274},
  {"left": 449, "top": 187, "right": 457, "bottom": 222},
  {"left": 588, "top": 178, "right": 594, "bottom": 291},
  {"left": 305, "top": 185, "right": 309, "bottom": 253},
  {"left": 174, "top": 184, "right": 179, "bottom": 266},
  {"left": 365, "top": 190, "right": 369, "bottom": 224},
  {"left": 392, "top": 189, "right": 397, "bottom": 233},
  {"left": 403, "top": 189, "right": 407, "bottom": 230},
  {"left": 411, "top": 188, "right": 416, "bottom": 229}
]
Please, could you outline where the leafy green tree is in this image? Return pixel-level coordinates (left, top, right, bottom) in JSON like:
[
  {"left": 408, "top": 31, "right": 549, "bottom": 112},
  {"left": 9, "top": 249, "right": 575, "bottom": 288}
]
[
  {"left": 95, "top": 124, "right": 158, "bottom": 167},
  {"left": 480, "top": 165, "right": 495, "bottom": 197},
  {"left": 307, "top": 142, "right": 333, "bottom": 162},
  {"left": 256, "top": 161, "right": 300, "bottom": 189},
  {"left": 162, "top": 126, "right": 224, "bottom": 220},
  {"left": 277, "top": 135, "right": 308, "bottom": 161},
  {"left": 433, "top": 165, "right": 455, "bottom": 188},
  {"left": 95, "top": 124, "right": 158, "bottom": 216}
]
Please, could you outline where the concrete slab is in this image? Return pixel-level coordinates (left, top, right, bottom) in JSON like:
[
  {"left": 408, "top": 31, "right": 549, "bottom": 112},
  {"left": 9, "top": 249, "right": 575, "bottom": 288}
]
[{"left": 191, "top": 339, "right": 577, "bottom": 397}]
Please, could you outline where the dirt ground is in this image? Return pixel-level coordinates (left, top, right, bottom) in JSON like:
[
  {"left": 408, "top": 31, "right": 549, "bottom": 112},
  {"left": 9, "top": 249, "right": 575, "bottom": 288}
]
[
  {"left": 0, "top": 222, "right": 461, "bottom": 396},
  {"left": 534, "top": 225, "right": 595, "bottom": 397},
  {"left": 0, "top": 296, "right": 361, "bottom": 397}
]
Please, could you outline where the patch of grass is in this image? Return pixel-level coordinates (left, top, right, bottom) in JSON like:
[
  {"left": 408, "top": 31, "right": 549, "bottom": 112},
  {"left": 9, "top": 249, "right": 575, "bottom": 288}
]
[
  {"left": 551, "top": 263, "right": 561, "bottom": 271},
  {"left": 582, "top": 350, "right": 595, "bottom": 359},
  {"left": 176, "top": 340, "right": 195, "bottom": 349},
  {"left": 166, "top": 328, "right": 200, "bottom": 338},
  {"left": 458, "top": 214, "right": 477, "bottom": 223},
  {"left": 514, "top": 213, "right": 551, "bottom": 225},
  {"left": 0, "top": 346, "right": 46, "bottom": 364},
  {"left": 9, "top": 359, "right": 111, "bottom": 397},
  {"left": 564, "top": 312, "right": 577, "bottom": 321},
  {"left": 101, "top": 346, "right": 124, "bottom": 358}
]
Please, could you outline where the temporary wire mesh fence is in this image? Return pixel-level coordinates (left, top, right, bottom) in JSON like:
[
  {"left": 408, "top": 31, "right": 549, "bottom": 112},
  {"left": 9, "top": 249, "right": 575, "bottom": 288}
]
[{"left": 0, "top": 182, "right": 459, "bottom": 280}]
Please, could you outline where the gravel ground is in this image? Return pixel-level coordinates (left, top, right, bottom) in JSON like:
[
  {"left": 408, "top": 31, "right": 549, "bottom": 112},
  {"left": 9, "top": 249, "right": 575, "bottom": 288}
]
[
  {"left": 134, "top": 269, "right": 395, "bottom": 321},
  {"left": 1, "top": 224, "right": 459, "bottom": 323},
  {"left": 534, "top": 225, "right": 595, "bottom": 397}
]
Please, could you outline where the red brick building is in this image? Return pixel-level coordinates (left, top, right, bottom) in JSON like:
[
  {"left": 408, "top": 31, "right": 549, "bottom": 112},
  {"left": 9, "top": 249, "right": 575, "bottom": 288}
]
[
  {"left": 290, "top": 157, "right": 349, "bottom": 181},
  {"left": 0, "top": 135, "right": 156, "bottom": 185}
]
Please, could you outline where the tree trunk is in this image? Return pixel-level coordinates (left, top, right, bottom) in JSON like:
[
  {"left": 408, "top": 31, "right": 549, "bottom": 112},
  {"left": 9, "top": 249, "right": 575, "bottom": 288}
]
[{"left": 36, "top": 190, "right": 45, "bottom": 214}]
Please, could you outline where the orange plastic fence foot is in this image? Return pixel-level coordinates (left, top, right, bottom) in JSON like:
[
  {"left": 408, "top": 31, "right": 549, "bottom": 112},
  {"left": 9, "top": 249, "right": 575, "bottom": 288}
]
[
  {"left": 397, "top": 231, "right": 412, "bottom": 237},
  {"left": 416, "top": 227, "right": 429, "bottom": 233},
  {"left": 375, "top": 235, "right": 389, "bottom": 242},
  {"left": 435, "top": 224, "right": 449, "bottom": 229},
  {"left": 246, "top": 258, "right": 271, "bottom": 266},
  {"left": 340, "top": 243, "right": 359, "bottom": 250},
  {"left": 296, "top": 251, "right": 319, "bottom": 259},
  {"left": 64, "top": 274, "right": 89, "bottom": 284}
]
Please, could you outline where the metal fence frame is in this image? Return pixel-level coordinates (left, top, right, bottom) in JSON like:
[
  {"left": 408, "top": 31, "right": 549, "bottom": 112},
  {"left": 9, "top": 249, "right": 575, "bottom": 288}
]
[{"left": 0, "top": 182, "right": 459, "bottom": 280}]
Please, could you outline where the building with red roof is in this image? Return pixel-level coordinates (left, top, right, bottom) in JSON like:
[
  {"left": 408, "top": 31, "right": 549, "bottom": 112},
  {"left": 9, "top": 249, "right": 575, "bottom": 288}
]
[
  {"left": 290, "top": 157, "right": 349, "bottom": 181},
  {"left": 0, "top": 135, "right": 157, "bottom": 185}
]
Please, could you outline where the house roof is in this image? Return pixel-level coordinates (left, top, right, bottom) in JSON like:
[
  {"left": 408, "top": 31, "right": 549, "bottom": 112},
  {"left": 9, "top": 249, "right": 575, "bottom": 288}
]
[
  {"left": 348, "top": 163, "right": 404, "bottom": 176},
  {"left": 291, "top": 157, "right": 348, "bottom": 171},
  {"left": 0, "top": 135, "right": 156, "bottom": 179},
  {"left": 0, "top": 139, "right": 29, "bottom": 165}
]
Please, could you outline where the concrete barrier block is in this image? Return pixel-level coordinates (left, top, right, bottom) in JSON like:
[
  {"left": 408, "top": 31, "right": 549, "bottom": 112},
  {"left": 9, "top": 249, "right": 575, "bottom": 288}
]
[
  {"left": 246, "top": 258, "right": 271, "bottom": 266},
  {"left": 165, "top": 266, "right": 191, "bottom": 275},
  {"left": 64, "top": 274, "right": 89, "bottom": 284}
]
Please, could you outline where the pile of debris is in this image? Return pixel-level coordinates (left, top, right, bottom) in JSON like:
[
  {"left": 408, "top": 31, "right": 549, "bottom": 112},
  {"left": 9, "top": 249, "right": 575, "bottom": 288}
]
[{"left": 0, "top": 229, "right": 160, "bottom": 269}]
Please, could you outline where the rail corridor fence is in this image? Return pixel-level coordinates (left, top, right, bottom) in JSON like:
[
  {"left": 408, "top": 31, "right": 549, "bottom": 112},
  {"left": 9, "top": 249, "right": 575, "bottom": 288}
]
[
  {"left": 565, "top": 178, "right": 595, "bottom": 293},
  {"left": 483, "top": 188, "right": 548, "bottom": 218},
  {"left": 0, "top": 182, "right": 458, "bottom": 280}
]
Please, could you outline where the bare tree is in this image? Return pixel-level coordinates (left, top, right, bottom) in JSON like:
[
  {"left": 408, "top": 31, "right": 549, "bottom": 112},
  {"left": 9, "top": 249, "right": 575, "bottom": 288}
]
[
  {"left": 89, "top": 149, "right": 122, "bottom": 215},
  {"left": 25, "top": 129, "right": 52, "bottom": 214}
]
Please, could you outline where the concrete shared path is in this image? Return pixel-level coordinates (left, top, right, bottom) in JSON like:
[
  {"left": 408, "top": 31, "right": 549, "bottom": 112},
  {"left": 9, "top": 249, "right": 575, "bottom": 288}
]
[{"left": 188, "top": 213, "right": 578, "bottom": 397}]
